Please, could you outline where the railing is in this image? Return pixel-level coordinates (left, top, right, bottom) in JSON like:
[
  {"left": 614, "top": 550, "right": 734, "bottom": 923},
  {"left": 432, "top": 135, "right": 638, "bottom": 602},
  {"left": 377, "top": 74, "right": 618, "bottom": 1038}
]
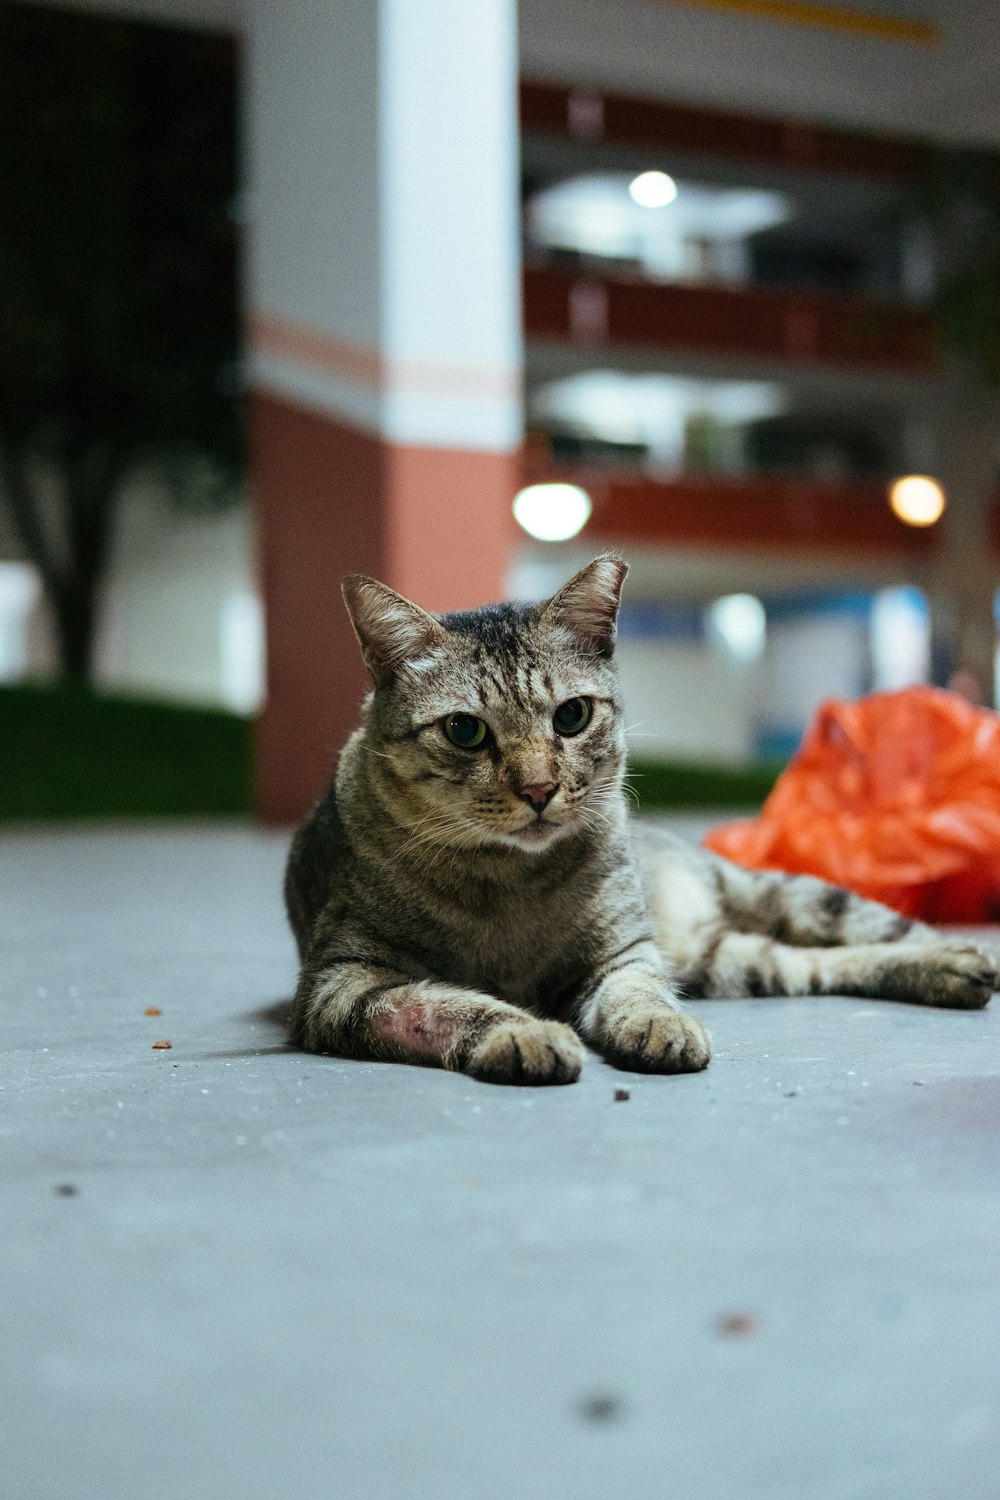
[
  {"left": 521, "top": 463, "right": 944, "bottom": 556},
  {"left": 520, "top": 80, "right": 929, "bottom": 181},
  {"left": 523, "top": 265, "right": 935, "bottom": 373}
]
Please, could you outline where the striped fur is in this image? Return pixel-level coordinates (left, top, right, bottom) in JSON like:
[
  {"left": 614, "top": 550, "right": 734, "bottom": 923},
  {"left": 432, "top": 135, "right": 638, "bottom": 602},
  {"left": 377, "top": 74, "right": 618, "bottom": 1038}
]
[{"left": 284, "top": 557, "right": 997, "bottom": 1086}]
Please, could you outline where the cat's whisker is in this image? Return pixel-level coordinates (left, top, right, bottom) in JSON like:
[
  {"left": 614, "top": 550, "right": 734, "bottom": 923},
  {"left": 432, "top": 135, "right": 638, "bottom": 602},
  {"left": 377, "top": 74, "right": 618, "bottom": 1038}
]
[
  {"left": 575, "top": 806, "right": 603, "bottom": 835},
  {"left": 578, "top": 792, "right": 615, "bottom": 831},
  {"left": 395, "top": 814, "right": 450, "bottom": 854},
  {"left": 396, "top": 810, "right": 471, "bottom": 863}
]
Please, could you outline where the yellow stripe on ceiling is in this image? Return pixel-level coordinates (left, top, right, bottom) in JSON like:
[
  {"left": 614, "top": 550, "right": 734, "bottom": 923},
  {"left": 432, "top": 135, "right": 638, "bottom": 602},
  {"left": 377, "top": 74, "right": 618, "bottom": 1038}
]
[{"left": 655, "top": 0, "right": 940, "bottom": 44}]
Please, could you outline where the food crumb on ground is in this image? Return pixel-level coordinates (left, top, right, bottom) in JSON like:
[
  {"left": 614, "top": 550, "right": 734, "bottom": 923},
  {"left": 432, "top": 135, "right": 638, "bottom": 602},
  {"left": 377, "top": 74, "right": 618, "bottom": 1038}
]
[
  {"left": 613, "top": 1087, "right": 630, "bottom": 1102},
  {"left": 144, "top": 1006, "right": 162, "bottom": 1017},
  {"left": 151, "top": 1039, "right": 173, "bottom": 1050},
  {"left": 577, "top": 1394, "right": 625, "bottom": 1424},
  {"left": 717, "top": 1312, "right": 759, "bottom": 1338}
]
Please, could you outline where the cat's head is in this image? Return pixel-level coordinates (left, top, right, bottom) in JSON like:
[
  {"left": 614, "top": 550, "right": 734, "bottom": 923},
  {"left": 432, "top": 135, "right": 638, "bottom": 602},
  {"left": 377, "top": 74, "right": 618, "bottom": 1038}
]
[{"left": 342, "top": 556, "right": 629, "bottom": 854}]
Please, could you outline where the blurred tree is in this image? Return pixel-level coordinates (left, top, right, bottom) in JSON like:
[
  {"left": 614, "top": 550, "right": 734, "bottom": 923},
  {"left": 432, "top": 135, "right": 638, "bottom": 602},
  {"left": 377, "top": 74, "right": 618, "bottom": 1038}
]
[
  {"left": 0, "top": 3, "right": 242, "bottom": 682},
  {"left": 931, "top": 151, "right": 1000, "bottom": 385},
  {"left": 923, "top": 151, "right": 1000, "bottom": 706}
]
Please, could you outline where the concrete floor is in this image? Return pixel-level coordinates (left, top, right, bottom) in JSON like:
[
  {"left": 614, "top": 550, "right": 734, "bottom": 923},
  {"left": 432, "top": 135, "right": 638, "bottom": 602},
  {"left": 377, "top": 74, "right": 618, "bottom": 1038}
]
[{"left": 3, "top": 821, "right": 1000, "bottom": 1500}]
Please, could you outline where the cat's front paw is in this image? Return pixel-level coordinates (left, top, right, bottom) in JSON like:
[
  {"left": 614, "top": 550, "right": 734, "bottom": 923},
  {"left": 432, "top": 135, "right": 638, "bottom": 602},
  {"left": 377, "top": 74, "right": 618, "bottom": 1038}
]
[
  {"left": 888, "top": 944, "right": 998, "bottom": 1009},
  {"left": 465, "top": 1019, "right": 584, "bottom": 1086},
  {"left": 601, "top": 1005, "right": 711, "bottom": 1075}
]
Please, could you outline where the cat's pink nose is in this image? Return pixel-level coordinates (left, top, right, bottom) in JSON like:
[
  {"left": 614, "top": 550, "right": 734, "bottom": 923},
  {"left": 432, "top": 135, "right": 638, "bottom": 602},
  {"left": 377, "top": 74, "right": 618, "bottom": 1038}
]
[{"left": 518, "top": 782, "right": 558, "bottom": 814}]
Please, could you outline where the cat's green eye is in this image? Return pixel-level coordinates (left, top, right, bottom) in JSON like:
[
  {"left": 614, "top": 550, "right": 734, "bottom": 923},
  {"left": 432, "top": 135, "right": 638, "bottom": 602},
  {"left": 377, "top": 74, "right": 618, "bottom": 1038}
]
[
  {"left": 442, "top": 713, "right": 488, "bottom": 750},
  {"left": 553, "top": 697, "right": 592, "bottom": 736}
]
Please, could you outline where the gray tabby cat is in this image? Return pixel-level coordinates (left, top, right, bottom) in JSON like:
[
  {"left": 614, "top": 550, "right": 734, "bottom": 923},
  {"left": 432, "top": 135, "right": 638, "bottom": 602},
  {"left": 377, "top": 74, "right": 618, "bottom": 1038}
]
[{"left": 285, "top": 556, "right": 996, "bottom": 1085}]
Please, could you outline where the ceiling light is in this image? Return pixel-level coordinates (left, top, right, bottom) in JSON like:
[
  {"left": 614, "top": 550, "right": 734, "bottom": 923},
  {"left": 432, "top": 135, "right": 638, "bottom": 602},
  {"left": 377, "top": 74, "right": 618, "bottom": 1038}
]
[
  {"left": 889, "top": 475, "right": 945, "bottom": 527},
  {"left": 628, "top": 170, "right": 678, "bottom": 209},
  {"left": 513, "top": 483, "right": 592, "bottom": 542},
  {"left": 707, "top": 593, "right": 766, "bottom": 663}
]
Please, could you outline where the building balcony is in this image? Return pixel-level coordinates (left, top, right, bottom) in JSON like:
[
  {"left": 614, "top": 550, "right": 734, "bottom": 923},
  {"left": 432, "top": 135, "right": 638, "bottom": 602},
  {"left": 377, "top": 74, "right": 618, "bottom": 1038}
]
[{"left": 523, "top": 264, "right": 934, "bottom": 374}]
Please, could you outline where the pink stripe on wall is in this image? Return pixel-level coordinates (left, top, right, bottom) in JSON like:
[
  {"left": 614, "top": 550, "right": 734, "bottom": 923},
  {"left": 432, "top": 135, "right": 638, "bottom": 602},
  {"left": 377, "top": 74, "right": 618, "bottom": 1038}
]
[
  {"left": 248, "top": 313, "right": 383, "bottom": 387},
  {"left": 248, "top": 311, "right": 518, "bottom": 401}
]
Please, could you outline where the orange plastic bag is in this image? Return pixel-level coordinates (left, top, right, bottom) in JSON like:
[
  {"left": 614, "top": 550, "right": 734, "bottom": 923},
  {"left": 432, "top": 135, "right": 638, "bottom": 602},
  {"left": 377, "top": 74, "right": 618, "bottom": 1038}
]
[{"left": 705, "top": 687, "right": 1000, "bottom": 922}]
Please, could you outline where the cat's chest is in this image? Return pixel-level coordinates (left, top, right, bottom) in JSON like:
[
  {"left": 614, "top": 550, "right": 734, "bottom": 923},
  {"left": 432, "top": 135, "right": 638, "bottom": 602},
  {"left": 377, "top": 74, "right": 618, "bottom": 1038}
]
[{"left": 417, "top": 873, "right": 601, "bottom": 1007}]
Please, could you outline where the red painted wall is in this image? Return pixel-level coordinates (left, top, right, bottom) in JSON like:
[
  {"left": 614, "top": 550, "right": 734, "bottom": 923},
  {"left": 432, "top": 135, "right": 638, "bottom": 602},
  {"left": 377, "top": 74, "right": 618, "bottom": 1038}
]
[
  {"left": 252, "top": 393, "right": 385, "bottom": 823},
  {"left": 252, "top": 393, "right": 517, "bottom": 823}
]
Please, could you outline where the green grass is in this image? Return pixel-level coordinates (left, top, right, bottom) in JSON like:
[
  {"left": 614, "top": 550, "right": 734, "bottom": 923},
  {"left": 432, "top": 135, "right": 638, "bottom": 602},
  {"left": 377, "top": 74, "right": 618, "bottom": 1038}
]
[
  {"left": 0, "top": 683, "right": 781, "bottom": 821},
  {"left": 628, "top": 757, "right": 781, "bottom": 812},
  {"left": 0, "top": 682, "right": 252, "bottom": 820}
]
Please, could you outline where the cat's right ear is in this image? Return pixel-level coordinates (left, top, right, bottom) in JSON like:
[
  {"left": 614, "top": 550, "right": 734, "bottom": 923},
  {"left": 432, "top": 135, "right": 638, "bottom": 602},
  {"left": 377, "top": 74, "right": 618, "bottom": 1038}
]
[{"left": 342, "top": 575, "right": 449, "bottom": 686}]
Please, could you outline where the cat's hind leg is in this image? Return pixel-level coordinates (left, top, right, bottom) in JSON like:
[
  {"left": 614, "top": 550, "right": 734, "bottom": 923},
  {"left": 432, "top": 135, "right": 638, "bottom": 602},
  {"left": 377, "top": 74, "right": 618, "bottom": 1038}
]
[
  {"left": 644, "top": 838, "right": 928, "bottom": 997},
  {"left": 290, "top": 961, "right": 584, "bottom": 1085},
  {"left": 701, "top": 852, "right": 947, "bottom": 949},
  {"left": 682, "top": 852, "right": 996, "bottom": 1005},
  {"left": 677, "top": 930, "right": 997, "bottom": 1009}
]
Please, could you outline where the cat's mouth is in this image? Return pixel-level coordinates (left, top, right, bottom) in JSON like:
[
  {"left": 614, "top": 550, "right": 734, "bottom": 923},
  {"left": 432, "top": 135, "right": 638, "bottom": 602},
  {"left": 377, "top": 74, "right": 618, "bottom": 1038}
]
[{"left": 507, "top": 815, "right": 564, "bottom": 847}]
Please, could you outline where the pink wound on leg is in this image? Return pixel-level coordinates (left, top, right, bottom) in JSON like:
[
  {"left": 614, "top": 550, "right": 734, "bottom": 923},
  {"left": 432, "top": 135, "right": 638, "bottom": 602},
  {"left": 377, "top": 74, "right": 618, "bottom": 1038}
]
[{"left": 374, "top": 999, "right": 455, "bottom": 1061}]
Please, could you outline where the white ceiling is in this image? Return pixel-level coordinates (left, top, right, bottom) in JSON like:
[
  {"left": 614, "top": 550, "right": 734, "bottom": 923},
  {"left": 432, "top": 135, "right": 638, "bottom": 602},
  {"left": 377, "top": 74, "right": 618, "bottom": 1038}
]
[
  {"left": 519, "top": 0, "right": 1000, "bottom": 147},
  {"left": 21, "top": 1, "right": 1000, "bottom": 147}
]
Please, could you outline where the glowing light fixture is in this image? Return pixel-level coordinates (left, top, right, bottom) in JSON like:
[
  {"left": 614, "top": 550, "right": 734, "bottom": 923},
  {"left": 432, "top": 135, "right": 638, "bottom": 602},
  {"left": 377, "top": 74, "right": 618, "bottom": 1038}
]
[
  {"left": 628, "top": 170, "right": 678, "bottom": 209},
  {"left": 513, "top": 483, "right": 592, "bottom": 542},
  {"left": 871, "top": 586, "right": 930, "bottom": 691},
  {"left": 889, "top": 474, "right": 945, "bottom": 527},
  {"left": 707, "top": 593, "right": 766, "bottom": 663}
]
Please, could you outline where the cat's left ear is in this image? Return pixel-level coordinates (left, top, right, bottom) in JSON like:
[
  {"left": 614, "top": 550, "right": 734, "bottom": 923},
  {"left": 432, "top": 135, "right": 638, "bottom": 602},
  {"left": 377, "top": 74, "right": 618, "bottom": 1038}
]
[
  {"left": 542, "top": 555, "right": 628, "bottom": 658},
  {"left": 342, "top": 575, "right": 449, "bottom": 686}
]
